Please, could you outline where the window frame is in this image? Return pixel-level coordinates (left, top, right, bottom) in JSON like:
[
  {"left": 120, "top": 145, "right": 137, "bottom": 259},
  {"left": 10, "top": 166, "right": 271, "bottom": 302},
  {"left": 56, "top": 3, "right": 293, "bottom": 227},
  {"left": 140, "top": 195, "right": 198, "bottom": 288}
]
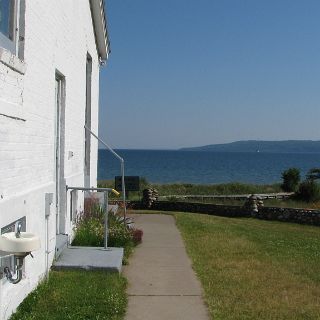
[{"left": 0, "top": 0, "right": 20, "bottom": 56}]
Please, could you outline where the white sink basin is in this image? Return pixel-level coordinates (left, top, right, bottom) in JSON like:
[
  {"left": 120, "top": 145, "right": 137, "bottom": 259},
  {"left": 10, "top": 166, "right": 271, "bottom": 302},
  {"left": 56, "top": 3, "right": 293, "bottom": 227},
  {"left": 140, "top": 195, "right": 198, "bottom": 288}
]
[{"left": 0, "top": 232, "right": 40, "bottom": 256}]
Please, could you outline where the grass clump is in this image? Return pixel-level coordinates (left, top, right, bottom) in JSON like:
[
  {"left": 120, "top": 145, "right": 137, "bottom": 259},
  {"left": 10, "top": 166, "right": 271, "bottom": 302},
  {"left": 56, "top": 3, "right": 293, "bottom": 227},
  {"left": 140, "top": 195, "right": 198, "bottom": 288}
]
[
  {"left": 10, "top": 270, "right": 127, "bottom": 320},
  {"left": 175, "top": 213, "right": 320, "bottom": 320},
  {"left": 72, "top": 201, "right": 105, "bottom": 247}
]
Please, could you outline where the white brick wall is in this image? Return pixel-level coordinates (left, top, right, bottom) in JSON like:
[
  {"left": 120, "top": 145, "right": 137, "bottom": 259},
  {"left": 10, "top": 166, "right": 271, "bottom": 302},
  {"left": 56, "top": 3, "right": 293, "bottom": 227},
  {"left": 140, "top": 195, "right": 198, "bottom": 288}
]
[
  {"left": 0, "top": 1, "right": 103, "bottom": 318},
  {"left": 0, "top": 64, "right": 24, "bottom": 105}
]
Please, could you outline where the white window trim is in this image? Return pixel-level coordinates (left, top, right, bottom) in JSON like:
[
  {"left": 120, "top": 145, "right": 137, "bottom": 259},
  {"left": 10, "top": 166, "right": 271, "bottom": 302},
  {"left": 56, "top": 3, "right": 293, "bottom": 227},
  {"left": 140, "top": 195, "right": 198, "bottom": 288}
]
[{"left": 0, "top": 47, "right": 26, "bottom": 74}]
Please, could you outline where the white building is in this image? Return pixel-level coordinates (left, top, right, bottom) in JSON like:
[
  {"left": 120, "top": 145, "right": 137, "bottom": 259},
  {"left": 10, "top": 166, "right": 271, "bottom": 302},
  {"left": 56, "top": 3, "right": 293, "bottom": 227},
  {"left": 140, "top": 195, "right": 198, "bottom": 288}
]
[{"left": 0, "top": 1, "right": 109, "bottom": 318}]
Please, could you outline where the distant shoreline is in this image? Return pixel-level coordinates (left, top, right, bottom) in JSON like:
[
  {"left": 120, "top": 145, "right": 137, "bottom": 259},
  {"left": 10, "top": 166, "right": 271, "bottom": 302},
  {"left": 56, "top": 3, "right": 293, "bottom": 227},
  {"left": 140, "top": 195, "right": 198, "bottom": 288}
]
[
  {"left": 98, "top": 139, "right": 320, "bottom": 153},
  {"left": 181, "top": 140, "right": 320, "bottom": 153},
  {"left": 98, "top": 148, "right": 320, "bottom": 154}
]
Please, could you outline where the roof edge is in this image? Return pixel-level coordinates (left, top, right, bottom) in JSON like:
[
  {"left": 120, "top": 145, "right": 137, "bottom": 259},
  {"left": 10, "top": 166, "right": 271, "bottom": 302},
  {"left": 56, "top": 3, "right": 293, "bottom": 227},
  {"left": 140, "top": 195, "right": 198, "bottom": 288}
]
[{"left": 89, "top": 0, "right": 110, "bottom": 62}]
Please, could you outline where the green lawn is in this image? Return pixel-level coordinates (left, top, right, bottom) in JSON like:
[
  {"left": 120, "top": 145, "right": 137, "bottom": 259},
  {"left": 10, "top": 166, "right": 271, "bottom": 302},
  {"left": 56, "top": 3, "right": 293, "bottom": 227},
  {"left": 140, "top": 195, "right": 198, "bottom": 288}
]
[
  {"left": 98, "top": 180, "right": 281, "bottom": 200},
  {"left": 98, "top": 179, "right": 318, "bottom": 208},
  {"left": 175, "top": 213, "right": 320, "bottom": 320},
  {"left": 10, "top": 270, "right": 127, "bottom": 320}
]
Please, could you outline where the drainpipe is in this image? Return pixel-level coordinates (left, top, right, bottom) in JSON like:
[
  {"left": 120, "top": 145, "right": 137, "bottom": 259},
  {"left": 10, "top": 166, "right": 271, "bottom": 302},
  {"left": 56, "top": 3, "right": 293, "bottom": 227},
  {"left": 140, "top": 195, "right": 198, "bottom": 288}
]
[
  {"left": 45, "top": 193, "right": 53, "bottom": 281},
  {"left": 4, "top": 257, "right": 24, "bottom": 284},
  {"left": 120, "top": 158, "right": 126, "bottom": 221}
]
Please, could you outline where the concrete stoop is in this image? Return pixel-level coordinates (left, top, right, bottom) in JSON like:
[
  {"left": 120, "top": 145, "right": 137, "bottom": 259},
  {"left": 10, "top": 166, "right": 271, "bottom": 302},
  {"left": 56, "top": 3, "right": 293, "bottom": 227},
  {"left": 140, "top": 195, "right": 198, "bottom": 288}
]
[
  {"left": 55, "top": 234, "right": 68, "bottom": 260},
  {"left": 53, "top": 246, "right": 124, "bottom": 273}
]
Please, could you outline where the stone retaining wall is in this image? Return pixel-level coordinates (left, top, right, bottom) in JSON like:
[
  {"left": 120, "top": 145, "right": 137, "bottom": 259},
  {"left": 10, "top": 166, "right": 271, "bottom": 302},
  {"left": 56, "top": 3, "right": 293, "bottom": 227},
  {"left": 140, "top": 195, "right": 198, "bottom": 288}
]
[
  {"left": 131, "top": 201, "right": 250, "bottom": 218},
  {"left": 130, "top": 201, "right": 320, "bottom": 226},
  {"left": 256, "top": 207, "right": 320, "bottom": 226}
]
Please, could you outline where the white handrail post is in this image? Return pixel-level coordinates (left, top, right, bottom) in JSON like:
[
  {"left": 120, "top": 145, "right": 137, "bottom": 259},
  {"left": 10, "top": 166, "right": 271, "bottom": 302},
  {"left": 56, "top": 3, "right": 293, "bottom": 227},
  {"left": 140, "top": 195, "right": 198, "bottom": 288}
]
[
  {"left": 121, "top": 159, "right": 127, "bottom": 221},
  {"left": 104, "top": 191, "right": 109, "bottom": 249}
]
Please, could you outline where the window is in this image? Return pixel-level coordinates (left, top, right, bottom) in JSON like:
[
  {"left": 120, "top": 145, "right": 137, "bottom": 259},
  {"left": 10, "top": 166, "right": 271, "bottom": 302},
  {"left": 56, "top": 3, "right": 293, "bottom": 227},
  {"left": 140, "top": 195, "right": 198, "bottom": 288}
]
[{"left": 0, "top": 0, "right": 20, "bottom": 55}]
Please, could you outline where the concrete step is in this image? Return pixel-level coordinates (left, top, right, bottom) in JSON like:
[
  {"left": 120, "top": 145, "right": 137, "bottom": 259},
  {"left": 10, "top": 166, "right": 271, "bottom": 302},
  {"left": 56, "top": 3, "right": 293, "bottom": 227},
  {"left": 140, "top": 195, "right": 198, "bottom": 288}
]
[
  {"left": 52, "top": 246, "right": 123, "bottom": 273},
  {"left": 55, "top": 234, "right": 68, "bottom": 260}
]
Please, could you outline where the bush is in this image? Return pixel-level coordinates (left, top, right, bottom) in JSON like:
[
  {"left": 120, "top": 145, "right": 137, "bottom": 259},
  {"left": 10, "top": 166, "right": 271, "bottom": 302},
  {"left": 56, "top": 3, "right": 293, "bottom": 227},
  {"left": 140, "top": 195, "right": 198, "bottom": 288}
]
[
  {"left": 281, "top": 168, "right": 301, "bottom": 192},
  {"left": 72, "top": 203, "right": 143, "bottom": 261},
  {"left": 131, "top": 228, "right": 143, "bottom": 244},
  {"left": 72, "top": 217, "right": 104, "bottom": 247},
  {"left": 307, "top": 168, "right": 320, "bottom": 181},
  {"left": 296, "top": 180, "right": 320, "bottom": 202},
  {"left": 108, "top": 225, "right": 133, "bottom": 247}
]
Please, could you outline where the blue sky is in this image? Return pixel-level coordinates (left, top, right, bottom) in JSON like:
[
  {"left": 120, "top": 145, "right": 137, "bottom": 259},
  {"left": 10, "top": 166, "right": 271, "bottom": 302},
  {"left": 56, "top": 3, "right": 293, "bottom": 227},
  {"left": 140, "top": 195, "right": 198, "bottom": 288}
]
[{"left": 99, "top": 0, "right": 320, "bottom": 149}]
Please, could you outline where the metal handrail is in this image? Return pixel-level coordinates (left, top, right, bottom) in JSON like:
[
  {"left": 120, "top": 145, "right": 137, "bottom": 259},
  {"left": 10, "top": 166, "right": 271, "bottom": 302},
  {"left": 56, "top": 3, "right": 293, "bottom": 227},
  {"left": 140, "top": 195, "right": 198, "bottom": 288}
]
[
  {"left": 66, "top": 186, "right": 119, "bottom": 195},
  {"left": 84, "top": 125, "right": 127, "bottom": 220},
  {"left": 67, "top": 185, "right": 120, "bottom": 249}
]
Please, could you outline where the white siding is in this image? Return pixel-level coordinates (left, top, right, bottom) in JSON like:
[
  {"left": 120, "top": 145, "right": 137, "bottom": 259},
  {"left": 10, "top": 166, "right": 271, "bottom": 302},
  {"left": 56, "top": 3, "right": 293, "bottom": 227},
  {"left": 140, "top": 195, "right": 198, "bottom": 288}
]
[{"left": 0, "top": 1, "right": 103, "bottom": 318}]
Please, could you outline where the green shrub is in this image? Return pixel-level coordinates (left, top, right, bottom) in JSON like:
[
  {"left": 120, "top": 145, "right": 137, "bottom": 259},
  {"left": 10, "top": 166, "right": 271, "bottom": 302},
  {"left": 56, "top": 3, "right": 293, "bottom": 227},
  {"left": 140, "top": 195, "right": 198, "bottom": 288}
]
[
  {"left": 72, "top": 217, "right": 104, "bottom": 247},
  {"left": 281, "top": 168, "right": 301, "bottom": 192},
  {"left": 72, "top": 203, "right": 143, "bottom": 264},
  {"left": 108, "top": 226, "right": 133, "bottom": 247},
  {"left": 296, "top": 180, "right": 320, "bottom": 201}
]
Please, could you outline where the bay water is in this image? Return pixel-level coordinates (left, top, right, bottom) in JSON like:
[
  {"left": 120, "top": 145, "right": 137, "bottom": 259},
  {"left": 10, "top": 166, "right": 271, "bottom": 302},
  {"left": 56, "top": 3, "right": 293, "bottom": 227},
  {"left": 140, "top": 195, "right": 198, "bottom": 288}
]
[{"left": 98, "top": 149, "right": 320, "bottom": 184}]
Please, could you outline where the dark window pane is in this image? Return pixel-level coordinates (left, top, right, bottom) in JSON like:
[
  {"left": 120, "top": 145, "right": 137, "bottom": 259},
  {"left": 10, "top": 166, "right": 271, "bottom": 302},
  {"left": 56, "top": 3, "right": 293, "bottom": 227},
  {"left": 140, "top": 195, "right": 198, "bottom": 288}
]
[{"left": 0, "top": 0, "right": 13, "bottom": 40}]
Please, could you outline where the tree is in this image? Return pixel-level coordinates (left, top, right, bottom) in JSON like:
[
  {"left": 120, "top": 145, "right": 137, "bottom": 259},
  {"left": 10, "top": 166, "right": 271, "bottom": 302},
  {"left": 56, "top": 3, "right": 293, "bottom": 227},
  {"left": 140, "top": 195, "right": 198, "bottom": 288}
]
[
  {"left": 296, "top": 179, "right": 320, "bottom": 202},
  {"left": 281, "top": 168, "right": 300, "bottom": 192},
  {"left": 306, "top": 168, "right": 320, "bottom": 181}
]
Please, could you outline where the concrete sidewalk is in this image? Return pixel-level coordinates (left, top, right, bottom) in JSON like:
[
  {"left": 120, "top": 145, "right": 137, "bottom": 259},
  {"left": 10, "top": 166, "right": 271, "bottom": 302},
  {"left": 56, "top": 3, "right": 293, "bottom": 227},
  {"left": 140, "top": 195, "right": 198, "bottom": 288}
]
[{"left": 124, "top": 214, "right": 209, "bottom": 320}]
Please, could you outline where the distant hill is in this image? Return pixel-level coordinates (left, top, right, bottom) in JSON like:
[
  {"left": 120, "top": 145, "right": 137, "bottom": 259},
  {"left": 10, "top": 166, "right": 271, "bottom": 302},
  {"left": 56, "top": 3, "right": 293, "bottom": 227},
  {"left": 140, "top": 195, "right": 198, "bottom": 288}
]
[{"left": 180, "top": 140, "right": 320, "bottom": 153}]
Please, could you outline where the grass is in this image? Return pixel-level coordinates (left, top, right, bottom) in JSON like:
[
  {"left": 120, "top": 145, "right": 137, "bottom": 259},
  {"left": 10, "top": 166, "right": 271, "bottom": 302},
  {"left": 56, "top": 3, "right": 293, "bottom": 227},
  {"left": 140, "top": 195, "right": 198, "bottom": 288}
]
[
  {"left": 152, "top": 182, "right": 282, "bottom": 196},
  {"left": 10, "top": 270, "right": 127, "bottom": 320},
  {"left": 175, "top": 213, "right": 320, "bottom": 320},
  {"left": 98, "top": 179, "right": 320, "bottom": 208},
  {"left": 98, "top": 180, "right": 282, "bottom": 200}
]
